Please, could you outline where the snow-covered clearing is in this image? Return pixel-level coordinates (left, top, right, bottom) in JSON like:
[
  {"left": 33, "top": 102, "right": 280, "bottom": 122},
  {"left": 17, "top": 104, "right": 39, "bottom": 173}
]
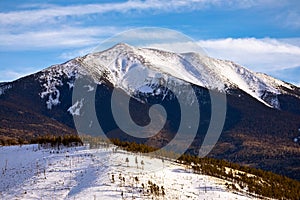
[{"left": 0, "top": 144, "right": 256, "bottom": 199}]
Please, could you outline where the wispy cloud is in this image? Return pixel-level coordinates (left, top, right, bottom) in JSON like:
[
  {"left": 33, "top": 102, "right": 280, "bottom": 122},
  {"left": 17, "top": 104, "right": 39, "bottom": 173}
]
[
  {"left": 197, "top": 38, "right": 300, "bottom": 72},
  {"left": 295, "top": 82, "right": 300, "bottom": 87},
  {"left": 268, "top": 66, "right": 300, "bottom": 85},
  {"left": 0, "top": 0, "right": 296, "bottom": 50},
  {"left": 0, "top": 68, "right": 38, "bottom": 82},
  {"left": 0, "top": 0, "right": 275, "bottom": 26},
  {"left": 59, "top": 46, "right": 96, "bottom": 60},
  {"left": 284, "top": 10, "right": 300, "bottom": 29},
  {"left": 0, "top": 26, "right": 122, "bottom": 50}
]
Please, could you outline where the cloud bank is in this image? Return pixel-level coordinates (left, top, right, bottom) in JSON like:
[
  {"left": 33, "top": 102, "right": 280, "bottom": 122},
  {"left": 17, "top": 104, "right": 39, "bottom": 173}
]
[{"left": 198, "top": 38, "right": 300, "bottom": 72}]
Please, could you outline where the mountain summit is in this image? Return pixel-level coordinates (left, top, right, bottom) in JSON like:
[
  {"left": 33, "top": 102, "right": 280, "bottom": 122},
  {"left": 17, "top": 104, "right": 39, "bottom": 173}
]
[{"left": 40, "top": 43, "right": 299, "bottom": 109}]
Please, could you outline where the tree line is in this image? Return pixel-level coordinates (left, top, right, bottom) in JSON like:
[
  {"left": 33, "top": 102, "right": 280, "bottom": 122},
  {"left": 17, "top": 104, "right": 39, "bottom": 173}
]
[{"left": 30, "top": 134, "right": 83, "bottom": 147}]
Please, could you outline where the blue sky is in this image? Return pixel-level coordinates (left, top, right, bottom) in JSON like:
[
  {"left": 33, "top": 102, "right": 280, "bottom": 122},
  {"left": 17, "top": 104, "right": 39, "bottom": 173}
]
[{"left": 0, "top": 0, "right": 300, "bottom": 85}]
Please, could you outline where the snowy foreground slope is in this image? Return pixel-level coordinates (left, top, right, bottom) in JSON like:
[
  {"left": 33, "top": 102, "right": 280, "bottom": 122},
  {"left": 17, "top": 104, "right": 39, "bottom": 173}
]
[{"left": 0, "top": 144, "right": 257, "bottom": 200}]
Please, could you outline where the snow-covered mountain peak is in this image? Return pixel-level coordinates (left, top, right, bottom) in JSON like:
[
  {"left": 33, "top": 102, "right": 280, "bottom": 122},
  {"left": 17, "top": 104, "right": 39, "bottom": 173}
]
[
  {"left": 79, "top": 43, "right": 206, "bottom": 88},
  {"left": 38, "top": 43, "right": 299, "bottom": 108}
]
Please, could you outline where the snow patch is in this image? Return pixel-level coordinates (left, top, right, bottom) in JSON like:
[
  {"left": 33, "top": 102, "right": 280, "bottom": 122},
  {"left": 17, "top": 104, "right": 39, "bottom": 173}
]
[
  {"left": 68, "top": 99, "right": 84, "bottom": 116},
  {"left": 39, "top": 60, "right": 87, "bottom": 109},
  {"left": 84, "top": 85, "right": 94, "bottom": 92},
  {"left": 67, "top": 81, "right": 74, "bottom": 89},
  {"left": 137, "top": 85, "right": 154, "bottom": 93},
  {"left": 46, "top": 89, "right": 60, "bottom": 109}
]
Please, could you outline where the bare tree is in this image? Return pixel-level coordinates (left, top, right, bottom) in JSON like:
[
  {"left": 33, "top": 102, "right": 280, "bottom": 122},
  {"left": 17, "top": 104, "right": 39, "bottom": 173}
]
[
  {"left": 111, "top": 174, "right": 115, "bottom": 183},
  {"left": 125, "top": 157, "right": 129, "bottom": 167},
  {"left": 135, "top": 156, "right": 138, "bottom": 169},
  {"left": 141, "top": 160, "right": 144, "bottom": 170}
]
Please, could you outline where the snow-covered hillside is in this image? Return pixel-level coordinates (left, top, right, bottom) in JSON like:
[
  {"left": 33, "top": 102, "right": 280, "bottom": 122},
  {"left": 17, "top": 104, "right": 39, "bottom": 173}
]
[
  {"left": 37, "top": 43, "right": 298, "bottom": 110},
  {"left": 0, "top": 144, "right": 256, "bottom": 200}
]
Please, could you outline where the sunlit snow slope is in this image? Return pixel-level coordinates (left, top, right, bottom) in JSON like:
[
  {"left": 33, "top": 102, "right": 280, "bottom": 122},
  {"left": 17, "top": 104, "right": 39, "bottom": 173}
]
[{"left": 0, "top": 144, "right": 255, "bottom": 200}]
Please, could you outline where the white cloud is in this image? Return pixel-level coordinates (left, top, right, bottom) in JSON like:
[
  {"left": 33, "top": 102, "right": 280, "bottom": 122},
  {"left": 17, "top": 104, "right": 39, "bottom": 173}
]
[
  {"left": 0, "top": 1, "right": 296, "bottom": 51},
  {"left": 295, "top": 82, "right": 300, "bottom": 87},
  {"left": 284, "top": 10, "right": 300, "bottom": 29},
  {"left": 0, "top": 68, "right": 38, "bottom": 82},
  {"left": 144, "top": 41, "right": 207, "bottom": 54},
  {"left": 59, "top": 46, "right": 96, "bottom": 60},
  {"left": 0, "top": 26, "right": 121, "bottom": 50},
  {"left": 0, "top": 0, "right": 276, "bottom": 26},
  {"left": 199, "top": 38, "right": 300, "bottom": 54},
  {"left": 197, "top": 38, "right": 300, "bottom": 72}
]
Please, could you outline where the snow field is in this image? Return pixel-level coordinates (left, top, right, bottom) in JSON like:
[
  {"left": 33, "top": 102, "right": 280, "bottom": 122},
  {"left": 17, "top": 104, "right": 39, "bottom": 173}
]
[{"left": 0, "top": 144, "right": 257, "bottom": 199}]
